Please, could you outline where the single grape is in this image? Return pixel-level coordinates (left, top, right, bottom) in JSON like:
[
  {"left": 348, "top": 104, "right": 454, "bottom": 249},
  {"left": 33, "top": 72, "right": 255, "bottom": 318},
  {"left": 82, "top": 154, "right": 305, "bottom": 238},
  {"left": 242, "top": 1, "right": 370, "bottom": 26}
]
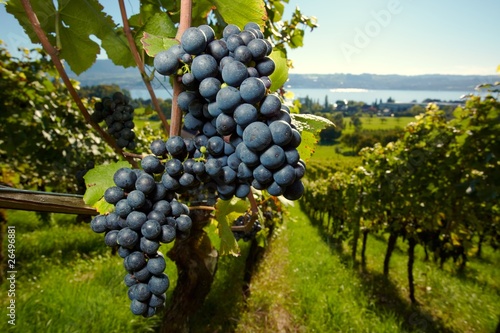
[
  {"left": 160, "top": 224, "right": 176, "bottom": 243},
  {"left": 130, "top": 299, "right": 148, "bottom": 315},
  {"left": 113, "top": 168, "right": 137, "bottom": 191},
  {"left": 104, "top": 230, "right": 119, "bottom": 247},
  {"left": 283, "top": 179, "right": 304, "bottom": 200},
  {"left": 127, "top": 190, "right": 146, "bottom": 210},
  {"left": 136, "top": 174, "right": 157, "bottom": 194},
  {"left": 242, "top": 122, "right": 272, "bottom": 152},
  {"left": 91, "top": 214, "right": 108, "bottom": 233},
  {"left": 181, "top": 27, "right": 207, "bottom": 55},
  {"left": 165, "top": 158, "right": 184, "bottom": 177},
  {"left": 259, "top": 94, "right": 282, "bottom": 118},
  {"left": 247, "top": 38, "right": 268, "bottom": 60},
  {"left": 117, "top": 228, "right": 139, "bottom": 248},
  {"left": 269, "top": 120, "right": 293, "bottom": 147},
  {"left": 176, "top": 214, "right": 192, "bottom": 232},
  {"left": 235, "top": 142, "right": 260, "bottom": 167},
  {"left": 148, "top": 273, "right": 170, "bottom": 295},
  {"left": 273, "top": 164, "right": 296, "bottom": 186},
  {"left": 126, "top": 211, "right": 147, "bottom": 231},
  {"left": 141, "top": 220, "right": 162, "bottom": 239},
  {"left": 199, "top": 77, "right": 222, "bottom": 101},
  {"left": 147, "top": 254, "right": 166, "bottom": 275},
  {"left": 166, "top": 136, "right": 187, "bottom": 157},
  {"left": 221, "top": 61, "right": 248, "bottom": 87},
  {"left": 125, "top": 251, "right": 147, "bottom": 272},
  {"left": 115, "top": 199, "right": 133, "bottom": 218},
  {"left": 255, "top": 57, "right": 276, "bottom": 76},
  {"left": 216, "top": 86, "right": 242, "bottom": 113},
  {"left": 154, "top": 50, "right": 179, "bottom": 76},
  {"left": 223, "top": 24, "right": 241, "bottom": 38},
  {"left": 239, "top": 77, "right": 266, "bottom": 104},
  {"left": 140, "top": 237, "right": 160, "bottom": 255},
  {"left": 253, "top": 164, "right": 273, "bottom": 184},
  {"left": 260, "top": 144, "right": 286, "bottom": 170},
  {"left": 216, "top": 113, "right": 237, "bottom": 136},
  {"left": 191, "top": 54, "right": 218, "bottom": 81},
  {"left": 233, "top": 45, "right": 252, "bottom": 64}
]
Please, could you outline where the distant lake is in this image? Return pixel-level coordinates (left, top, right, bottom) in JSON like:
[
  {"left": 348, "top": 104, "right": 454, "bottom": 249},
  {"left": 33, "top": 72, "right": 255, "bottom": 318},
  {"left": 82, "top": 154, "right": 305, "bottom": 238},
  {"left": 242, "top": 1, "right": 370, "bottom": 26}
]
[
  {"left": 287, "top": 88, "right": 479, "bottom": 104},
  {"left": 129, "top": 87, "right": 481, "bottom": 105}
]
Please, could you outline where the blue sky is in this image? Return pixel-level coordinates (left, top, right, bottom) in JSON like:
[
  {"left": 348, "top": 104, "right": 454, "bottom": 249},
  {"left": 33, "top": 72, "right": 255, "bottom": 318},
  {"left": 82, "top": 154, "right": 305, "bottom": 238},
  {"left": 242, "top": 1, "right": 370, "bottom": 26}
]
[{"left": 1, "top": 0, "right": 499, "bottom": 76}]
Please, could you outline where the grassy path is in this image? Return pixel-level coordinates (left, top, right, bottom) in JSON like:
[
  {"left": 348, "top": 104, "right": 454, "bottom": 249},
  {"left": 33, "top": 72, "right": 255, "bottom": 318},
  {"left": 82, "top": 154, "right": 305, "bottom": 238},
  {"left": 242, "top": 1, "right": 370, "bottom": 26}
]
[
  {"left": 235, "top": 203, "right": 500, "bottom": 333},
  {"left": 235, "top": 204, "right": 409, "bottom": 333}
]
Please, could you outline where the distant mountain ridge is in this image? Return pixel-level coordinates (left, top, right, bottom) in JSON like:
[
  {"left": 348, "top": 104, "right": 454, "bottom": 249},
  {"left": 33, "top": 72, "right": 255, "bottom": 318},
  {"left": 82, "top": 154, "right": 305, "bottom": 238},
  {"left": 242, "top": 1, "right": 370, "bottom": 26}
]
[{"left": 67, "top": 59, "right": 498, "bottom": 91}]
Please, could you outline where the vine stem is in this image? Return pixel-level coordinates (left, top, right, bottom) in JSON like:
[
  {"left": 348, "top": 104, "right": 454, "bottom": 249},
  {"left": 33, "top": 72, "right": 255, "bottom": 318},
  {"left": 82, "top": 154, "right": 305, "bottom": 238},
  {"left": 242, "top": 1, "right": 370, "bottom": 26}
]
[
  {"left": 189, "top": 205, "right": 216, "bottom": 211},
  {"left": 19, "top": 0, "right": 139, "bottom": 168},
  {"left": 169, "top": 0, "right": 192, "bottom": 137},
  {"left": 118, "top": 0, "right": 170, "bottom": 135},
  {"left": 247, "top": 192, "right": 259, "bottom": 215}
]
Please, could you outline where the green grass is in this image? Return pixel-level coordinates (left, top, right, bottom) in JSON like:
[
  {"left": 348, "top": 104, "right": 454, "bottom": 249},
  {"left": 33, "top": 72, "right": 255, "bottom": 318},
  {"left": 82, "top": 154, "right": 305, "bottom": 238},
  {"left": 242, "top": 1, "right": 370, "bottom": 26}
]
[
  {"left": 357, "top": 233, "right": 500, "bottom": 333},
  {"left": 343, "top": 116, "right": 415, "bottom": 134},
  {"left": 236, "top": 204, "right": 410, "bottom": 332},
  {"left": 235, "top": 204, "right": 500, "bottom": 332},
  {"left": 0, "top": 253, "right": 169, "bottom": 332}
]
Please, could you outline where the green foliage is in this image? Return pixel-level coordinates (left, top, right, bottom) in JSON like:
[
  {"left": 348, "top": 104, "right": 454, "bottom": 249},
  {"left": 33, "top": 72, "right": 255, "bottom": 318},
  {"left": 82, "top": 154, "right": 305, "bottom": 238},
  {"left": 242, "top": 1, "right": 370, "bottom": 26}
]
[
  {"left": 268, "top": 49, "right": 288, "bottom": 92},
  {"left": 83, "top": 161, "right": 132, "bottom": 214},
  {"left": 0, "top": 42, "right": 114, "bottom": 192},
  {"left": 304, "top": 96, "right": 500, "bottom": 271},
  {"left": 291, "top": 113, "right": 335, "bottom": 162},
  {"left": 6, "top": 0, "right": 134, "bottom": 74},
  {"left": 214, "top": 197, "right": 249, "bottom": 256},
  {"left": 340, "top": 128, "right": 403, "bottom": 153}
]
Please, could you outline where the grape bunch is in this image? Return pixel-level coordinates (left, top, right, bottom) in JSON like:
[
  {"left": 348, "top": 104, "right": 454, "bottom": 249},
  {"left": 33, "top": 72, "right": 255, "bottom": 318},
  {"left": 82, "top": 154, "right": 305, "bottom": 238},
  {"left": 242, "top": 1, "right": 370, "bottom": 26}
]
[
  {"left": 232, "top": 213, "right": 262, "bottom": 242},
  {"left": 91, "top": 92, "right": 137, "bottom": 150},
  {"left": 154, "top": 22, "right": 306, "bottom": 201},
  {"left": 90, "top": 164, "right": 193, "bottom": 317}
]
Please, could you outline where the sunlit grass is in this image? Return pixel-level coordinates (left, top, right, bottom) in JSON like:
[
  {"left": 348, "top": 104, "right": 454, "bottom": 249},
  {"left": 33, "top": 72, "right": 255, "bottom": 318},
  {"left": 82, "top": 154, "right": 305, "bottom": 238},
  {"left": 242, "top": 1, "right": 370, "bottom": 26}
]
[
  {"left": 0, "top": 253, "right": 175, "bottom": 332},
  {"left": 237, "top": 204, "right": 409, "bottom": 332},
  {"left": 342, "top": 116, "right": 415, "bottom": 134}
]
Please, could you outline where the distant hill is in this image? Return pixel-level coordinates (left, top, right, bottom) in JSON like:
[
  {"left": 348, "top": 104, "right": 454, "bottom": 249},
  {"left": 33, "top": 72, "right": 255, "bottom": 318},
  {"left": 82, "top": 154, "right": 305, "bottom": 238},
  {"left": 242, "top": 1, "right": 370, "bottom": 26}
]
[
  {"left": 68, "top": 59, "right": 498, "bottom": 91},
  {"left": 286, "top": 73, "right": 498, "bottom": 91}
]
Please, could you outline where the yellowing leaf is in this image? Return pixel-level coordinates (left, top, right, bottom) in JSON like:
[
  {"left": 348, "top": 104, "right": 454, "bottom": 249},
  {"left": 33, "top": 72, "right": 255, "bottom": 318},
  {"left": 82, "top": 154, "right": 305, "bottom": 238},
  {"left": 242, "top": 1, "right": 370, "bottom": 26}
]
[{"left": 141, "top": 32, "right": 179, "bottom": 57}]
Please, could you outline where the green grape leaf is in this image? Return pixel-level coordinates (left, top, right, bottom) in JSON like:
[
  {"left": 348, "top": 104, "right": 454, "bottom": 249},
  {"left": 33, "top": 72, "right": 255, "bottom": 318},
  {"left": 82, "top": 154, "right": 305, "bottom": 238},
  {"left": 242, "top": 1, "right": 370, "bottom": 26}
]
[
  {"left": 5, "top": 0, "right": 56, "bottom": 43},
  {"left": 141, "top": 32, "right": 179, "bottom": 57},
  {"left": 101, "top": 29, "right": 135, "bottom": 68},
  {"left": 83, "top": 161, "right": 132, "bottom": 214},
  {"left": 7, "top": 0, "right": 128, "bottom": 75},
  {"left": 269, "top": 49, "right": 288, "bottom": 92},
  {"left": 135, "top": 12, "right": 177, "bottom": 53},
  {"left": 211, "top": 0, "right": 267, "bottom": 29},
  {"left": 57, "top": 27, "right": 100, "bottom": 74},
  {"left": 214, "top": 197, "right": 249, "bottom": 256},
  {"left": 291, "top": 114, "right": 335, "bottom": 162}
]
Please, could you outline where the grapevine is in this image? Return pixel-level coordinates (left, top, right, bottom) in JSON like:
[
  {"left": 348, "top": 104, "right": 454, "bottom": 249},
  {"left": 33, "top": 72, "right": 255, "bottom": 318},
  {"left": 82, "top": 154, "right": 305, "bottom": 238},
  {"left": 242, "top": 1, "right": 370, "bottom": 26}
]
[{"left": 87, "top": 21, "right": 314, "bottom": 317}]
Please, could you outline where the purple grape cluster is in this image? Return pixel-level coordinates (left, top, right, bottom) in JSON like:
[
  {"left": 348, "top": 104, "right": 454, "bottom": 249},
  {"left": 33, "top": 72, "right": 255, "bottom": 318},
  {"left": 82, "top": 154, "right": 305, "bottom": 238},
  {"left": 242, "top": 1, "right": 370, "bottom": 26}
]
[
  {"left": 154, "top": 22, "right": 306, "bottom": 201},
  {"left": 90, "top": 165, "right": 192, "bottom": 317},
  {"left": 91, "top": 92, "right": 136, "bottom": 150}
]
